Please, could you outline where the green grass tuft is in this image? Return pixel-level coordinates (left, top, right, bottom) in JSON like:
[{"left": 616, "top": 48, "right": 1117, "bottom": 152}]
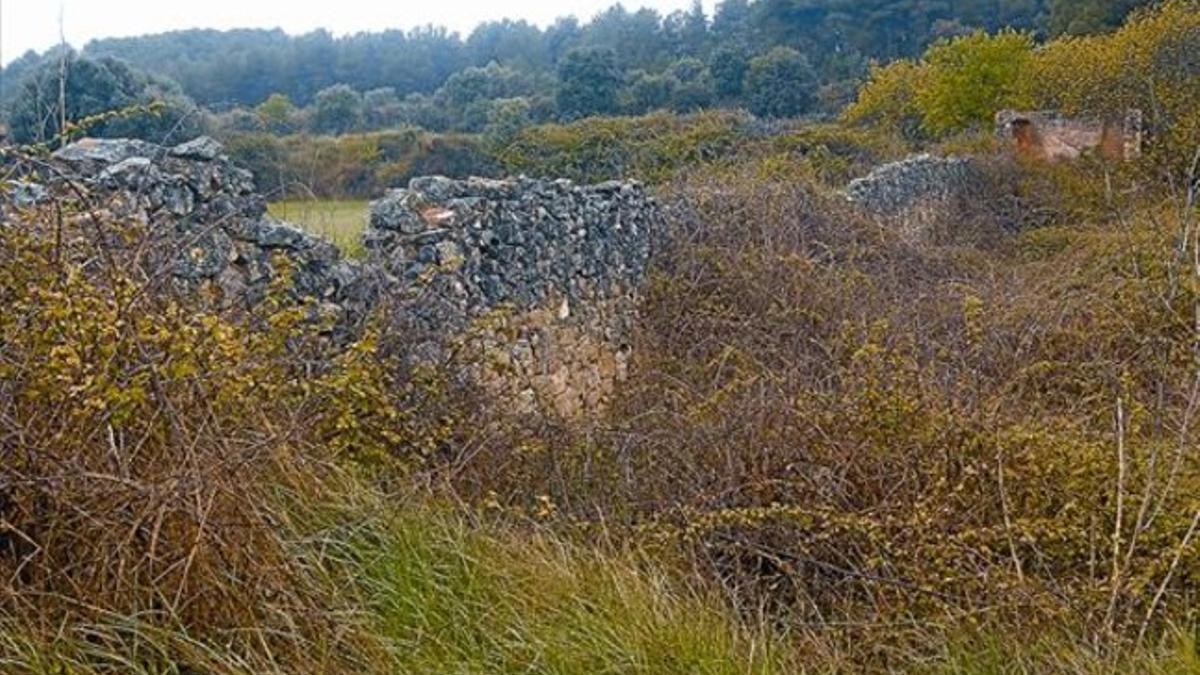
[{"left": 337, "top": 507, "right": 788, "bottom": 674}]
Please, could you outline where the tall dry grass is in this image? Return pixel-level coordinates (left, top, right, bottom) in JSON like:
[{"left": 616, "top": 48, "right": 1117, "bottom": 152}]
[
  {"left": 0, "top": 177, "right": 398, "bottom": 670},
  {"left": 0, "top": 157, "right": 788, "bottom": 674}
]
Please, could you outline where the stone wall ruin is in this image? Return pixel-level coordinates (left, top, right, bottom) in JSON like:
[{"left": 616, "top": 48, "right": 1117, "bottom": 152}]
[
  {"left": 6, "top": 137, "right": 369, "bottom": 317},
  {"left": 995, "top": 109, "right": 1143, "bottom": 162},
  {"left": 365, "top": 175, "right": 661, "bottom": 417},
  {"left": 2, "top": 137, "right": 662, "bottom": 418},
  {"left": 843, "top": 153, "right": 992, "bottom": 240}
]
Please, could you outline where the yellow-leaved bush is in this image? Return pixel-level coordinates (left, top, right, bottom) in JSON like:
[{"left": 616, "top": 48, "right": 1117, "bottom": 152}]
[
  {"left": 1027, "top": 0, "right": 1200, "bottom": 169},
  {"left": 846, "top": 0, "right": 1200, "bottom": 171},
  {"left": 844, "top": 30, "right": 1035, "bottom": 139},
  {"left": 841, "top": 59, "right": 929, "bottom": 141}
]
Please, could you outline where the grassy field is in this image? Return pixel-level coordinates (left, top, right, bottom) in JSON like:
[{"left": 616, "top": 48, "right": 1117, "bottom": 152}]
[{"left": 268, "top": 199, "right": 369, "bottom": 258}]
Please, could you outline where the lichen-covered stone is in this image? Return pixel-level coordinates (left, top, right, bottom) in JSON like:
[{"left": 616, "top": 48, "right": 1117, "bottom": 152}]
[
  {"left": 168, "top": 135, "right": 225, "bottom": 161},
  {"left": 52, "top": 138, "right": 163, "bottom": 167},
  {"left": 3, "top": 180, "right": 50, "bottom": 209}
]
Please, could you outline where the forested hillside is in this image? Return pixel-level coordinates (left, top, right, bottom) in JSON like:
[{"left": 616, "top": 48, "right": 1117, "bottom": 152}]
[{"left": 1, "top": 0, "right": 1153, "bottom": 143}]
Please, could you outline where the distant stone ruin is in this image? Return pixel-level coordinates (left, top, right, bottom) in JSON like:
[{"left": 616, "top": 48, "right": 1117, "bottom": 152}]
[
  {"left": 995, "top": 109, "right": 1142, "bottom": 162},
  {"left": 2, "top": 137, "right": 662, "bottom": 418},
  {"left": 844, "top": 154, "right": 979, "bottom": 216}
]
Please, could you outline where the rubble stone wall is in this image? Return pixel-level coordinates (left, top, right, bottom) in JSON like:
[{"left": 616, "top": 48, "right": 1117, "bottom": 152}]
[
  {"left": 4, "top": 137, "right": 663, "bottom": 418},
  {"left": 22, "top": 137, "right": 367, "bottom": 316},
  {"left": 366, "top": 175, "right": 661, "bottom": 416},
  {"left": 843, "top": 153, "right": 989, "bottom": 240}
]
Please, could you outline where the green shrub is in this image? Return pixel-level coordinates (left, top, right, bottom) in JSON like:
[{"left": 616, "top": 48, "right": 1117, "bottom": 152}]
[
  {"left": 842, "top": 58, "right": 929, "bottom": 141},
  {"left": 495, "top": 109, "right": 750, "bottom": 184},
  {"left": 222, "top": 129, "right": 497, "bottom": 198},
  {"left": 745, "top": 47, "right": 817, "bottom": 119},
  {"left": 915, "top": 30, "right": 1035, "bottom": 136},
  {"left": 846, "top": 31, "right": 1034, "bottom": 139}
]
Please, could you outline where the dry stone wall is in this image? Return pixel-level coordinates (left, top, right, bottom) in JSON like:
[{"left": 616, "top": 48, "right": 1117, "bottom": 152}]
[
  {"left": 7, "top": 137, "right": 368, "bottom": 319},
  {"left": 366, "top": 175, "right": 661, "bottom": 416},
  {"left": 841, "top": 152, "right": 1040, "bottom": 241},
  {"left": 844, "top": 154, "right": 979, "bottom": 216},
  {"left": 843, "top": 154, "right": 988, "bottom": 240},
  {"left": 3, "top": 137, "right": 662, "bottom": 418}
]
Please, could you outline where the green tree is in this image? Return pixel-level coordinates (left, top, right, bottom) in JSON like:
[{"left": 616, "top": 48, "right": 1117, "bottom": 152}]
[
  {"left": 8, "top": 52, "right": 201, "bottom": 146},
  {"left": 483, "top": 97, "right": 532, "bottom": 147},
  {"left": 1049, "top": 0, "right": 1154, "bottom": 35},
  {"left": 745, "top": 46, "right": 816, "bottom": 119},
  {"left": 915, "top": 30, "right": 1034, "bottom": 135},
  {"left": 667, "top": 58, "right": 716, "bottom": 112},
  {"left": 396, "top": 93, "right": 451, "bottom": 132},
  {"left": 709, "top": 45, "right": 749, "bottom": 101},
  {"left": 435, "top": 62, "right": 538, "bottom": 131},
  {"left": 625, "top": 71, "right": 675, "bottom": 114},
  {"left": 216, "top": 108, "right": 265, "bottom": 134},
  {"left": 556, "top": 47, "right": 621, "bottom": 120},
  {"left": 362, "top": 87, "right": 402, "bottom": 129},
  {"left": 255, "top": 93, "right": 298, "bottom": 133},
  {"left": 712, "top": 0, "right": 753, "bottom": 45},
  {"left": 664, "top": 0, "right": 710, "bottom": 58},
  {"left": 311, "top": 84, "right": 362, "bottom": 135}
]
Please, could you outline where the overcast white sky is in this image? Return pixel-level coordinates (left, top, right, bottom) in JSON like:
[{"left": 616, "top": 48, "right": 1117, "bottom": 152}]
[{"left": 0, "top": 0, "right": 712, "bottom": 66}]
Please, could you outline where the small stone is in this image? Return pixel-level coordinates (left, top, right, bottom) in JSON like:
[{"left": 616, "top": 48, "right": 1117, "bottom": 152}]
[
  {"left": 169, "top": 136, "right": 225, "bottom": 161},
  {"left": 435, "top": 240, "right": 463, "bottom": 268},
  {"left": 254, "top": 219, "right": 307, "bottom": 248},
  {"left": 53, "top": 138, "right": 159, "bottom": 165},
  {"left": 4, "top": 180, "right": 50, "bottom": 208},
  {"left": 99, "top": 156, "right": 154, "bottom": 182}
]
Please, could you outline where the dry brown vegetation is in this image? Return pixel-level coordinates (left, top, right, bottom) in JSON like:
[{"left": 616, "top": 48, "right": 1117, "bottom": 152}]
[
  {"left": 0, "top": 188, "right": 392, "bottom": 669},
  {"left": 6, "top": 141, "right": 1200, "bottom": 672},
  {"left": 445, "top": 152, "right": 1200, "bottom": 668},
  {"left": 0, "top": 164, "right": 774, "bottom": 674}
]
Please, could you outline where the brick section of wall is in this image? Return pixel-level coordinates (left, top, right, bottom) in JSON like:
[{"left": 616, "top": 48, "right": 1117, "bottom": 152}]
[{"left": 995, "top": 110, "right": 1143, "bottom": 162}]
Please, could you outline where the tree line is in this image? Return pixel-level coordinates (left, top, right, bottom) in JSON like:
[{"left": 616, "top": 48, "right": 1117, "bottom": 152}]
[{"left": 0, "top": 0, "right": 1153, "bottom": 144}]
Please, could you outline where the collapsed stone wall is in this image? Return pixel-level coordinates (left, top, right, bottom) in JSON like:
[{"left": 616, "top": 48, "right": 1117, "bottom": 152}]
[
  {"left": 4, "top": 137, "right": 368, "bottom": 319},
  {"left": 3, "top": 137, "right": 662, "bottom": 417},
  {"left": 366, "top": 175, "right": 661, "bottom": 416},
  {"left": 842, "top": 152, "right": 1039, "bottom": 241},
  {"left": 843, "top": 154, "right": 989, "bottom": 240},
  {"left": 844, "top": 154, "right": 979, "bottom": 216}
]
